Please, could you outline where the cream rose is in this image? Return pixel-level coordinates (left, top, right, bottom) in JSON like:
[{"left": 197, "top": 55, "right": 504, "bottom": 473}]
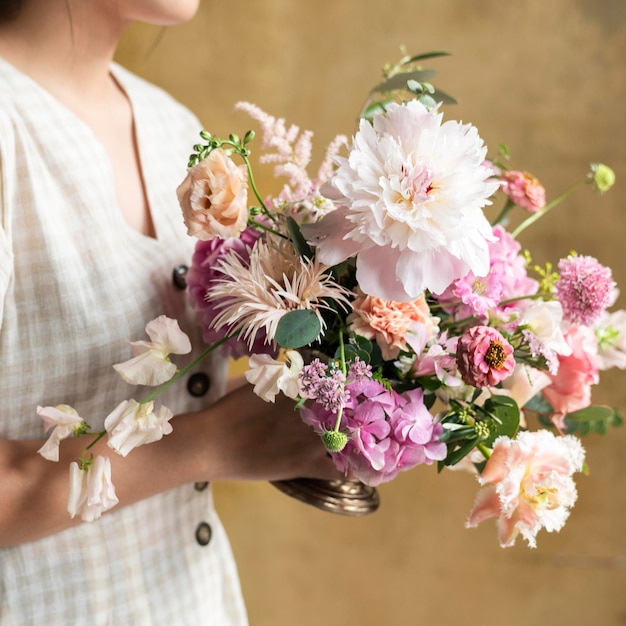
[{"left": 176, "top": 149, "right": 248, "bottom": 240}]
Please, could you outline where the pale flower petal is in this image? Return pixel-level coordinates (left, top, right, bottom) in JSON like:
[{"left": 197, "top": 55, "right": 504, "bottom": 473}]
[
  {"left": 105, "top": 399, "right": 174, "bottom": 457},
  {"left": 67, "top": 455, "right": 118, "bottom": 522},
  {"left": 244, "top": 350, "right": 303, "bottom": 402},
  {"left": 113, "top": 316, "right": 191, "bottom": 386},
  {"left": 36, "top": 404, "right": 86, "bottom": 462}
]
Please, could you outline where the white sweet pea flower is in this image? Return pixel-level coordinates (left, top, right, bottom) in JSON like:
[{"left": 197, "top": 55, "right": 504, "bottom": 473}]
[
  {"left": 104, "top": 399, "right": 174, "bottom": 457},
  {"left": 595, "top": 309, "right": 626, "bottom": 370},
  {"left": 244, "top": 350, "right": 304, "bottom": 402},
  {"left": 36, "top": 404, "right": 88, "bottom": 462},
  {"left": 113, "top": 316, "right": 192, "bottom": 386},
  {"left": 519, "top": 300, "right": 572, "bottom": 356},
  {"left": 67, "top": 455, "right": 119, "bottom": 522}
]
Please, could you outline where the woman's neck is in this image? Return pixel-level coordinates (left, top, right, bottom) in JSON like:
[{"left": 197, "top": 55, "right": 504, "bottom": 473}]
[{"left": 0, "top": 0, "right": 129, "bottom": 107}]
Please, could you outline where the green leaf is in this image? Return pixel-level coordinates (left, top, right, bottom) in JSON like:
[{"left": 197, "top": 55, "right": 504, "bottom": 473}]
[
  {"left": 286, "top": 216, "right": 314, "bottom": 260},
  {"left": 444, "top": 437, "right": 479, "bottom": 466},
  {"left": 524, "top": 393, "right": 554, "bottom": 415},
  {"left": 370, "top": 69, "right": 436, "bottom": 94},
  {"left": 404, "top": 51, "right": 452, "bottom": 64},
  {"left": 275, "top": 309, "right": 321, "bottom": 349},
  {"left": 563, "top": 406, "right": 623, "bottom": 436},
  {"left": 483, "top": 395, "right": 520, "bottom": 444},
  {"left": 339, "top": 343, "right": 371, "bottom": 364}
]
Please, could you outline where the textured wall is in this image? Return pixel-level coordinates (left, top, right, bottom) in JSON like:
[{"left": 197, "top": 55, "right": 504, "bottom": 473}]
[{"left": 116, "top": 2, "right": 626, "bottom": 624}]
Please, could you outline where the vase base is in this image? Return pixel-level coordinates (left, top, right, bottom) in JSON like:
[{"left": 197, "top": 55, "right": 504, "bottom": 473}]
[{"left": 271, "top": 478, "right": 380, "bottom": 516}]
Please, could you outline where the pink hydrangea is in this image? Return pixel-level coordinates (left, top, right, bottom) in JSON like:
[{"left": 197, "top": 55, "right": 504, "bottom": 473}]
[
  {"left": 300, "top": 379, "right": 446, "bottom": 486},
  {"left": 500, "top": 170, "right": 546, "bottom": 213},
  {"left": 456, "top": 326, "right": 515, "bottom": 387},
  {"left": 555, "top": 255, "right": 615, "bottom": 326},
  {"left": 466, "top": 430, "right": 585, "bottom": 548},
  {"left": 542, "top": 325, "right": 599, "bottom": 429},
  {"left": 186, "top": 228, "right": 273, "bottom": 359}
]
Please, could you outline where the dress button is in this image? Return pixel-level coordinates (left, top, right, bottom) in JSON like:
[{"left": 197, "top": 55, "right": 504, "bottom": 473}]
[
  {"left": 194, "top": 481, "right": 209, "bottom": 492},
  {"left": 187, "top": 372, "right": 211, "bottom": 397},
  {"left": 195, "top": 521, "right": 212, "bottom": 546},
  {"left": 172, "top": 264, "right": 189, "bottom": 290}
]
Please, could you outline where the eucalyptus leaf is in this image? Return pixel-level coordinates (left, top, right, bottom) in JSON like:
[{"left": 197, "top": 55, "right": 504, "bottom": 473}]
[
  {"left": 275, "top": 309, "right": 321, "bottom": 348},
  {"left": 404, "top": 51, "right": 452, "bottom": 63},
  {"left": 483, "top": 395, "right": 520, "bottom": 444}
]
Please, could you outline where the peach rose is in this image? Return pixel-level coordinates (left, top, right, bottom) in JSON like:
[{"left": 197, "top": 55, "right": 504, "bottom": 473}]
[
  {"left": 466, "top": 430, "right": 585, "bottom": 548},
  {"left": 347, "top": 289, "right": 437, "bottom": 360},
  {"left": 176, "top": 149, "right": 248, "bottom": 240}
]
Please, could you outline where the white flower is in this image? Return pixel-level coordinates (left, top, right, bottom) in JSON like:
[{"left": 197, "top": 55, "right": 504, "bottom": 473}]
[
  {"left": 113, "top": 316, "right": 191, "bottom": 386},
  {"left": 302, "top": 100, "right": 499, "bottom": 301},
  {"left": 36, "top": 404, "right": 87, "bottom": 462},
  {"left": 207, "top": 238, "right": 351, "bottom": 349},
  {"left": 67, "top": 455, "right": 119, "bottom": 522},
  {"left": 595, "top": 309, "right": 626, "bottom": 370},
  {"left": 244, "top": 350, "right": 304, "bottom": 402},
  {"left": 519, "top": 300, "right": 572, "bottom": 356},
  {"left": 105, "top": 399, "right": 174, "bottom": 457}
]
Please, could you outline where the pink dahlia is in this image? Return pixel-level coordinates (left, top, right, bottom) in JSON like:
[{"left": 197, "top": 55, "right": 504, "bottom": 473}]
[
  {"left": 500, "top": 170, "right": 546, "bottom": 213},
  {"left": 555, "top": 254, "right": 615, "bottom": 326},
  {"left": 456, "top": 326, "right": 515, "bottom": 387},
  {"left": 302, "top": 100, "right": 499, "bottom": 302}
]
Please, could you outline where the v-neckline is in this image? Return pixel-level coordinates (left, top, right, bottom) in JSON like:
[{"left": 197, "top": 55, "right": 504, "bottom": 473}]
[{"left": 0, "top": 57, "right": 160, "bottom": 244}]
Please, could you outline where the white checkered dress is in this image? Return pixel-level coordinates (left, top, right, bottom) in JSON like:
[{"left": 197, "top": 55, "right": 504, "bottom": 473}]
[{"left": 0, "top": 58, "right": 247, "bottom": 625}]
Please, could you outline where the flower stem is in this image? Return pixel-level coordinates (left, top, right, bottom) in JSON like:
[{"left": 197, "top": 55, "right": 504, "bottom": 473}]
[
  {"left": 511, "top": 181, "right": 584, "bottom": 238},
  {"left": 333, "top": 328, "right": 348, "bottom": 433},
  {"left": 476, "top": 442, "right": 492, "bottom": 460},
  {"left": 491, "top": 197, "right": 515, "bottom": 226}
]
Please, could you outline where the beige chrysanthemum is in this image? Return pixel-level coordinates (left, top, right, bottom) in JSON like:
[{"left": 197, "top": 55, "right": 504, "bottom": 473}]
[{"left": 207, "top": 238, "right": 351, "bottom": 348}]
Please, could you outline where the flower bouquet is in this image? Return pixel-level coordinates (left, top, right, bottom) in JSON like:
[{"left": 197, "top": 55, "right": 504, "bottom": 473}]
[{"left": 37, "top": 52, "right": 621, "bottom": 548}]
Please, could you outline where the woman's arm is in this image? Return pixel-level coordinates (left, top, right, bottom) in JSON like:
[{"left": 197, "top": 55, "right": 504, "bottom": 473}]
[{"left": 0, "top": 384, "right": 340, "bottom": 547}]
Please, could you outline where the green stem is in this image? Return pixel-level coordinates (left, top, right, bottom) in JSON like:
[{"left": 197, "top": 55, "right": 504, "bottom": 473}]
[
  {"left": 141, "top": 333, "right": 235, "bottom": 404},
  {"left": 85, "top": 429, "right": 107, "bottom": 452},
  {"left": 333, "top": 328, "right": 348, "bottom": 433},
  {"left": 247, "top": 217, "right": 287, "bottom": 240},
  {"left": 241, "top": 154, "right": 271, "bottom": 216},
  {"left": 491, "top": 197, "right": 515, "bottom": 226},
  {"left": 511, "top": 181, "right": 584, "bottom": 239},
  {"left": 476, "top": 442, "right": 492, "bottom": 460}
]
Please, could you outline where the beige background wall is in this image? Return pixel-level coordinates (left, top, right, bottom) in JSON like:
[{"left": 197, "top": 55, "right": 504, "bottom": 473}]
[{"left": 116, "top": 2, "right": 626, "bottom": 625}]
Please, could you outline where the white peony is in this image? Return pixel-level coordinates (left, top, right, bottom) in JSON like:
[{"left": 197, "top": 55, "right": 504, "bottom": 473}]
[{"left": 302, "top": 100, "right": 499, "bottom": 302}]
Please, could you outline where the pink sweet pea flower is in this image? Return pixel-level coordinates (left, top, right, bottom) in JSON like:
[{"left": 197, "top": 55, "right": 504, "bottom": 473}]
[
  {"left": 67, "top": 455, "right": 119, "bottom": 522},
  {"left": 104, "top": 399, "right": 174, "bottom": 457},
  {"left": 542, "top": 325, "right": 599, "bottom": 429},
  {"left": 466, "top": 430, "right": 585, "bottom": 548},
  {"left": 113, "top": 316, "right": 192, "bottom": 386},
  {"left": 36, "top": 404, "right": 87, "bottom": 462}
]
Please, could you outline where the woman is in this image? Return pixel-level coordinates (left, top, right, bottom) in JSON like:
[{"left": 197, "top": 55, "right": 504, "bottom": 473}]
[{"left": 0, "top": 1, "right": 340, "bottom": 623}]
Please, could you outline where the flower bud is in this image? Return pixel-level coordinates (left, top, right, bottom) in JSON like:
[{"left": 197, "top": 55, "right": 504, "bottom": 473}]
[
  {"left": 321, "top": 429, "right": 349, "bottom": 452},
  {"left": 590, "top": 163, "right": 615, "bottom": 193}
]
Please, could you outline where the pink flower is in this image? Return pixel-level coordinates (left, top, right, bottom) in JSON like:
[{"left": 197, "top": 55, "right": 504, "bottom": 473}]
[
  {"left": 186, "top": 230, "right": 271, "bottom": 359},
  {"left": 456, "top": 326, "right": 515, "bottom": 387},
  {"left": 302, "top": 100, "right": 499, "bottom": 301},
  {"left": 300, "top": 380, "right": 445, "bottom": 486},
  {"left": 113, "top": 316, "right": 191, "bottom": 386},
  {"left": 542, "top": 325, "right": 599, "bottom": 429},
  {"left": 347, "top": 289, "right": 437, "bottom": 360},
  {"left": 67, "top": 455, "right": 119, "bottom": 522},
  {"left": 177, "top": 148, "right": 249, "bottom": 241},
  {"left": 500, "top": 170, "right": 546, "bottom": 212},
  {"left": 466, "top": 430, "right": 585, "bottom": 548},
  {"left": 36, "top": 404, "right": 87, "bottom": 462},
  {"left": 104, "top": 399, "right": 174, "bottom": 457},
  {"left": 555, "top": 255, "right": 616, "bottom": 326}
]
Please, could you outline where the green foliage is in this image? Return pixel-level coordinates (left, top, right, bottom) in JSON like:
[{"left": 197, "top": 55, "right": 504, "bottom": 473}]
[
  {"left": 275, "top": 309, "right": 321, "bottom": 349},
  {"left": 286, "top": 216, "right": 313, "bottom": 260},
  {"left": 564, "top": 406, "right": 623, "bottom": 436},
  {"left": 481, "top": 395, "right": 520, "bottom": 445}
]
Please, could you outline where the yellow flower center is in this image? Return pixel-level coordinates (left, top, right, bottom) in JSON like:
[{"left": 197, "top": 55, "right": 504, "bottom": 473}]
[{"left": 484, "top": 341, "right": 506, "bottom": 369}]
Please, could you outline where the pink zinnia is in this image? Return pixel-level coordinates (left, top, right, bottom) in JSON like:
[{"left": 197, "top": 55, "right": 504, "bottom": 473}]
[
  {"left": 555, "top": 255, "right": 615, "bottom": 326},
  {"left": 456, "top": 326, "right": 515, "bottom": 387},
  {"left": 500, "top": 170, "right": 546, "bottom": 213}
]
